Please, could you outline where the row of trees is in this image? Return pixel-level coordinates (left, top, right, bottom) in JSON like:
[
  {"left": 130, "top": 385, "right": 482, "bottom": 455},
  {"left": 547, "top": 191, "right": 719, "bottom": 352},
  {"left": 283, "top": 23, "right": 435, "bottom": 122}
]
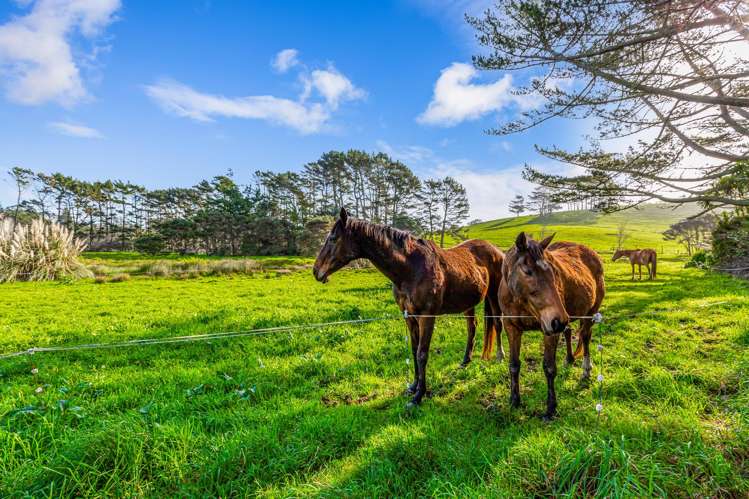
[
  {"left": 4, "top": 151, "right": 470, "bottom": 256},
  {"left": 508, "top": 188, "right": 561, "bottom": 217}
]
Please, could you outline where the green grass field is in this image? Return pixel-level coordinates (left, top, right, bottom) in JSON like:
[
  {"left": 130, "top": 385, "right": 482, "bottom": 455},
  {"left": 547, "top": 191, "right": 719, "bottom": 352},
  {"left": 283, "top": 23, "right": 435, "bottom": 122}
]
[
  {"left": 1, "top": 209, "right": 748, "bottom": 497},
  {"left": 462, "top": 203, "right": 701, "bottom": 253}
]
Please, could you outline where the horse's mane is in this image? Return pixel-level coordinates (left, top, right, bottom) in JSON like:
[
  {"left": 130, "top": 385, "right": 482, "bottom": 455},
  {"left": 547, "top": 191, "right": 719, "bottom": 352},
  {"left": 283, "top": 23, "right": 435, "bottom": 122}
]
[{"left": 346, "top": 218, "right": 423, "bottom": 252}]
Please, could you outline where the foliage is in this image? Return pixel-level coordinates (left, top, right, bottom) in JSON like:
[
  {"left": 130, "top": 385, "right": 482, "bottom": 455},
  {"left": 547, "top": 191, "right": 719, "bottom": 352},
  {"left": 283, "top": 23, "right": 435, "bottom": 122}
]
[
  {"left": 297, "top": 216, "right": 335, "bottom": 256},
  {"left": 509, "top": 194, "right": 526, "bottom": 217},
  {"left": 712, "top": 212, "right": 749, "bottom": 263},
  {"left": 0, "top": 253, "right": 747, "bottom": 496},
  {"left": 0, "top": 218, "right": 91, "bottom": 282},
  {"left": 470, "top": 1, "right": 749, "bottom": 211},
  {"left": 663, "top": 215, "right": 716, "bottom": 256},
  {"left": 685, "top": 250, "right": 716, "bottom": 269},
  {"left": 133, "top": 233, "right": 166, "bottom": 255},
  {"left": 5, "top": 152, "right": 469, "bottom": 257},
  {"left": 417, "top": 177, "right": 470, "bottom": 247}
]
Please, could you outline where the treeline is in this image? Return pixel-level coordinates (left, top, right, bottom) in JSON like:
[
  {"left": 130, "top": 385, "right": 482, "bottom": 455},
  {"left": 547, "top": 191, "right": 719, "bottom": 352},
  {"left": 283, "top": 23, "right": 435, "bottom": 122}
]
[
  {"left": 4, "top": 151, "right": 469, "bottom": 256},
  {"left": 509, "top": 187, "right": 615, "bottom": 217}
]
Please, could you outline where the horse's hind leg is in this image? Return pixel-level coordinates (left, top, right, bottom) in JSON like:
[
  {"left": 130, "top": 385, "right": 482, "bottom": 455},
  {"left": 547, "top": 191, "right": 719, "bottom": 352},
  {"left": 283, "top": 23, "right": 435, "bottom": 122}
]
[
  {"left": 638, "top": 264, "right": 643, "bottom": 280},
  {"left": 461, "top": 308, "right": 476, "bottom": 367},
  {"left": 574, "top": 319, "right": 594, "bottom": 380},
  {"left": 489, "top": 297, "right": 505, "bottom": 361}
]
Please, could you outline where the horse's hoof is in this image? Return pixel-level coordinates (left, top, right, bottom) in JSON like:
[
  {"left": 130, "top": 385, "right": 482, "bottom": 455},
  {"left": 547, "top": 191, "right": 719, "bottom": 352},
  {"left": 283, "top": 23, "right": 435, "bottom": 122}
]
[
  {"left": 510, "top": 396, "right": 521, "bottom": 409},
  {"left": 405, "top": 400, "right": 419, "bottom": 410},
  {"left": 565, "top": 356, "right": 575, "bottom": 366},
  {"left": 459, "top": 360, "right": 470, "bottom": 369},
  {"left": 541, "top": 412, "right": 557, "bottom": 422},
  {"left": 496, "top": 352, "right": 505, "bottom": 362}
]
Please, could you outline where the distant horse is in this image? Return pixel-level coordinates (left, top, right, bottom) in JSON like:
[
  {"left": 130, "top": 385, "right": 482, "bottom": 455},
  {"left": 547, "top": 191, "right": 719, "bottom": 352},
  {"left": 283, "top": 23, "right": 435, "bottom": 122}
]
[
  {"left": 487, "top": 232, "right": 605, "bottom": 419},
  {"left": 613, "top": 249, "right": 657, "bottom": 280},
  {"left": 313, "top": 208, "right": 505, "bottom": 406}
]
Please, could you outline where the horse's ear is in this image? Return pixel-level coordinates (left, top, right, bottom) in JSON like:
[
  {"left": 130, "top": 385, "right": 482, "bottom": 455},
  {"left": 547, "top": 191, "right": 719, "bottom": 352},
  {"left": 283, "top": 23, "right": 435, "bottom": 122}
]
[
  {"left": 539, "top": 233, "right": 555, "bottom": 250},
  {"left": 515, "top": 232, "right": 528, "bottom": 252},
  {"left": 339, "top": 207, "right": 348, "bottom": 224}
]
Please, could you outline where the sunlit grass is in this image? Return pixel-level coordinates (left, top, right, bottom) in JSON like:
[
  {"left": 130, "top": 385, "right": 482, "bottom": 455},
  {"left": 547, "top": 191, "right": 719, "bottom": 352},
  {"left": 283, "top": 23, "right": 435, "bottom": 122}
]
[{"left": 0, "top": 253, "right": 747, "bottom": 496}]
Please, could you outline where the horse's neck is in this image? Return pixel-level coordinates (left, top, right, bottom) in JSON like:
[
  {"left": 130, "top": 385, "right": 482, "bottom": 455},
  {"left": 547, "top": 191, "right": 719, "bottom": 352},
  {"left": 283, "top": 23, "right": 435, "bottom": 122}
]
[{"left": 354, "top": 228, "right": 415, "bottom": 287}]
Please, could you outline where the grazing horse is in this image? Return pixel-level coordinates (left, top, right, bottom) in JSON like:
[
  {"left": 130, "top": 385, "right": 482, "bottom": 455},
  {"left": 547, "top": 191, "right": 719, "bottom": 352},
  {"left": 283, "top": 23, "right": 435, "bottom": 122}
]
[
  {"left": 613, "top": 249, "right": 657, "bottom": 280},
  {"left": 313, "top": 208, "right": 505, "bottom": 406},
  {"left": 487, "top": 232, "right": 605, "bottom": 419}
]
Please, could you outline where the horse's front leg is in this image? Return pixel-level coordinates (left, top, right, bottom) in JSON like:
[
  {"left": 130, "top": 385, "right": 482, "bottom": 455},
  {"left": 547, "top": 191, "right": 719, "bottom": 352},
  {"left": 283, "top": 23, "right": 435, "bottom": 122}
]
[
  {"left": 542, "top": 333, "right": 559, "bottom": 420},
  {"left": 639, "top": 264, "right": 643, "bottom": 280},
  {"left": 505, "top": 323, "right": 523, "bottom": 408},
  {"left": 461, "top": 308, "right": 476, "bottom": 367},
  {"left": 405, "top": 316, "right": 420, "bottom": 394},
  {"left": 410, "top": 316, "right": 435, "bottom": 405},
  {"left": 563, "top": 326, "right": 574, "bottom": 365},
  {"left": 630, "top": 263, "right": 635, "bottom": 281}
]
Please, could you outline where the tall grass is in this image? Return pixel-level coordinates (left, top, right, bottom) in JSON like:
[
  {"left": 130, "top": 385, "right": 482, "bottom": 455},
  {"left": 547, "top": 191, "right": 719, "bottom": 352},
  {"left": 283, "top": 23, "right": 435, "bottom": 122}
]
[{"left": 0, "top": 218, "right": 92, "bottom": 282}]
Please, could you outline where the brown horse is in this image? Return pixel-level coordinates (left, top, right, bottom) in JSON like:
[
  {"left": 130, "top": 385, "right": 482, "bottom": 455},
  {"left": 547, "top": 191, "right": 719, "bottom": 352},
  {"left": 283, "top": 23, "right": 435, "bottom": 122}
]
[
  {"left": 313, "top": 208, "right": 505, "bottom": 406},
  {"left": 612, "top": 249, "right": 657, "bottom": 280},
  {"left": 488, "top": 232, "right": 605, "bottom": 419}
]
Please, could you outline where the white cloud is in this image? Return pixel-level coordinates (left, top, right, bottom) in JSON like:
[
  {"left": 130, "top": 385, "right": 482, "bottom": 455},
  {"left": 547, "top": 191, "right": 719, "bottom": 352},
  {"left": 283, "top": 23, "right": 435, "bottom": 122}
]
[
  {"left": 434, "top": 161, "right": 582, "bottom": 220},
  {"left": 146, "top": 56, "right": 365, "bottom": 134},
  {"left": 376, "top": 140, "right": 435, "bottom": 163},
  {"left": 306, "top": 67, "right": 367, "bottom": 109},
  {"left": 433, "top": 162, "right": 535, "bottom": 220},
  {"left": 377, "top": 139, "right": 580, "bottom": 219},
  {"left": 144, "top": 79, "right": 331, "bottom": 134},
  {"left": 418, "top": 62, "right": 536, "bottom": 126},
  {"left": 47, "top": 120, "right": 103, "bottom": 139},
  {"left": 0, "top": 0, "right": 120, "bottom": 106},
  {"left": 272, "top": 48, "right": 300, "bottom": 73}
]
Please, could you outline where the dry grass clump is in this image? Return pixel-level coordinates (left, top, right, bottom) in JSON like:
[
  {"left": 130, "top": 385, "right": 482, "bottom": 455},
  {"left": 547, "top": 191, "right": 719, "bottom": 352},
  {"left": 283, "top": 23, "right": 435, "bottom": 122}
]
[
  {"left": 140, "top": 259, "right": 262, "bottom": 279},
  {"left": 0, "top": 218, "right": 92, "bottom": 283},
  {"left": 147, "top": 263, "right": 171, "bottom": 277},
  {"left": 109, "top": 273, "right": 131, "bottom": 283}
]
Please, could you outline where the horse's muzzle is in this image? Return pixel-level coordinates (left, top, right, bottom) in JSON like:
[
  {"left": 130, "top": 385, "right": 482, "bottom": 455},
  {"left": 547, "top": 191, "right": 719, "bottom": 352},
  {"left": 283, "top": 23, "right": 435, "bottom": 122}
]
[
  {"left": 550, "top": 318, "right": 568, "bottom": 334},
  {"left": 313, "top": 266, "right": 329, "bottom": 283}
]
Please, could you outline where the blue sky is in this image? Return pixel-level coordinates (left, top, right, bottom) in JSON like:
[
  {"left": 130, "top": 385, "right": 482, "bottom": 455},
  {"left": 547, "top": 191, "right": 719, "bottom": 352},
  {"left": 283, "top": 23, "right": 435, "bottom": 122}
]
[{"left": 0, "top": 0, "right": 586, "bottom": 219}]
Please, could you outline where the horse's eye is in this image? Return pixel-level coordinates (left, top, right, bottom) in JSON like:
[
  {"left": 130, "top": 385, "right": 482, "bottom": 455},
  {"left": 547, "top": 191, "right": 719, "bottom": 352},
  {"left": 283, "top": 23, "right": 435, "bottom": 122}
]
[{"left": 523, "top": 267, "right": 533, "bottom": 276}]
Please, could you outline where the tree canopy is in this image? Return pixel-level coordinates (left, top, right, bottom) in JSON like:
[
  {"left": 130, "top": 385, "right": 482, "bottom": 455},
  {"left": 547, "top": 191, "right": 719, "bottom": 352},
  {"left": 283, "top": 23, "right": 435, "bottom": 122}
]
[{"left": 471, "top": 0, "right": 749, "bottom": 212}]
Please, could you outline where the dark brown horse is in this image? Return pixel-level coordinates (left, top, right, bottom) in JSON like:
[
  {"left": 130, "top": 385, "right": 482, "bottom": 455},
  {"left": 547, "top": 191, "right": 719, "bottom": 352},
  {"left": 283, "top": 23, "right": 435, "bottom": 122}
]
[
  {"left": 612, "top": 249, "right": 657, "bottom": 280},
  {"left": 313, "top": 208, "right": 505, "bottom": 406},
  {"left": 488, "top": 232, "right": 605, "bottom": 419}
]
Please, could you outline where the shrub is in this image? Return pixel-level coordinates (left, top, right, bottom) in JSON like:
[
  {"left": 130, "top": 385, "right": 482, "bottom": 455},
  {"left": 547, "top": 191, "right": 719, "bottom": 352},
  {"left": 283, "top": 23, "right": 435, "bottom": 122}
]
[
  {"left": 109, "top": 273, "right": 131, "bottom": 283},
  {"left": 94, "top": 276, "right": 107, "bottom": 284},
  {"left": 147, "top": 263, "right": 171, "bottom": 277},
  {"left": 0, "top": 218, "right": 92, "bottom": 283},
  {"left": 712, "top": 213, "right": 749, "bottom": 263},
  {"left": 685, "top": 251, "right": 715, "bottom": 269},
  {"left": 134, "top": 233, "right": 166, "bottom": 255}
]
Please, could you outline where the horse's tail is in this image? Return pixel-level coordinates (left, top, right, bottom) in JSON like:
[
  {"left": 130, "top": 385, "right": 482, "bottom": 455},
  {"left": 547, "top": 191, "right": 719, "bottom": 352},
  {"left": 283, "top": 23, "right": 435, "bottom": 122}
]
[
  {"left": 573, "top": 335, "right": 584, "bottom": 359},
  {"left": 651, "top": 252, "right": 657, "bottom": 279},
  {"left": 481, "top": 303, "right": 495, "bottom": 360}
]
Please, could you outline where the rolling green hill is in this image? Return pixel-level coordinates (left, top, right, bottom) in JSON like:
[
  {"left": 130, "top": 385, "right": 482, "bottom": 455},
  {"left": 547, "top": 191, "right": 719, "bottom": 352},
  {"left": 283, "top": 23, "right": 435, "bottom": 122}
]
[{"left": 463, "top": 203, "right": 701, "bottom": 254}]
